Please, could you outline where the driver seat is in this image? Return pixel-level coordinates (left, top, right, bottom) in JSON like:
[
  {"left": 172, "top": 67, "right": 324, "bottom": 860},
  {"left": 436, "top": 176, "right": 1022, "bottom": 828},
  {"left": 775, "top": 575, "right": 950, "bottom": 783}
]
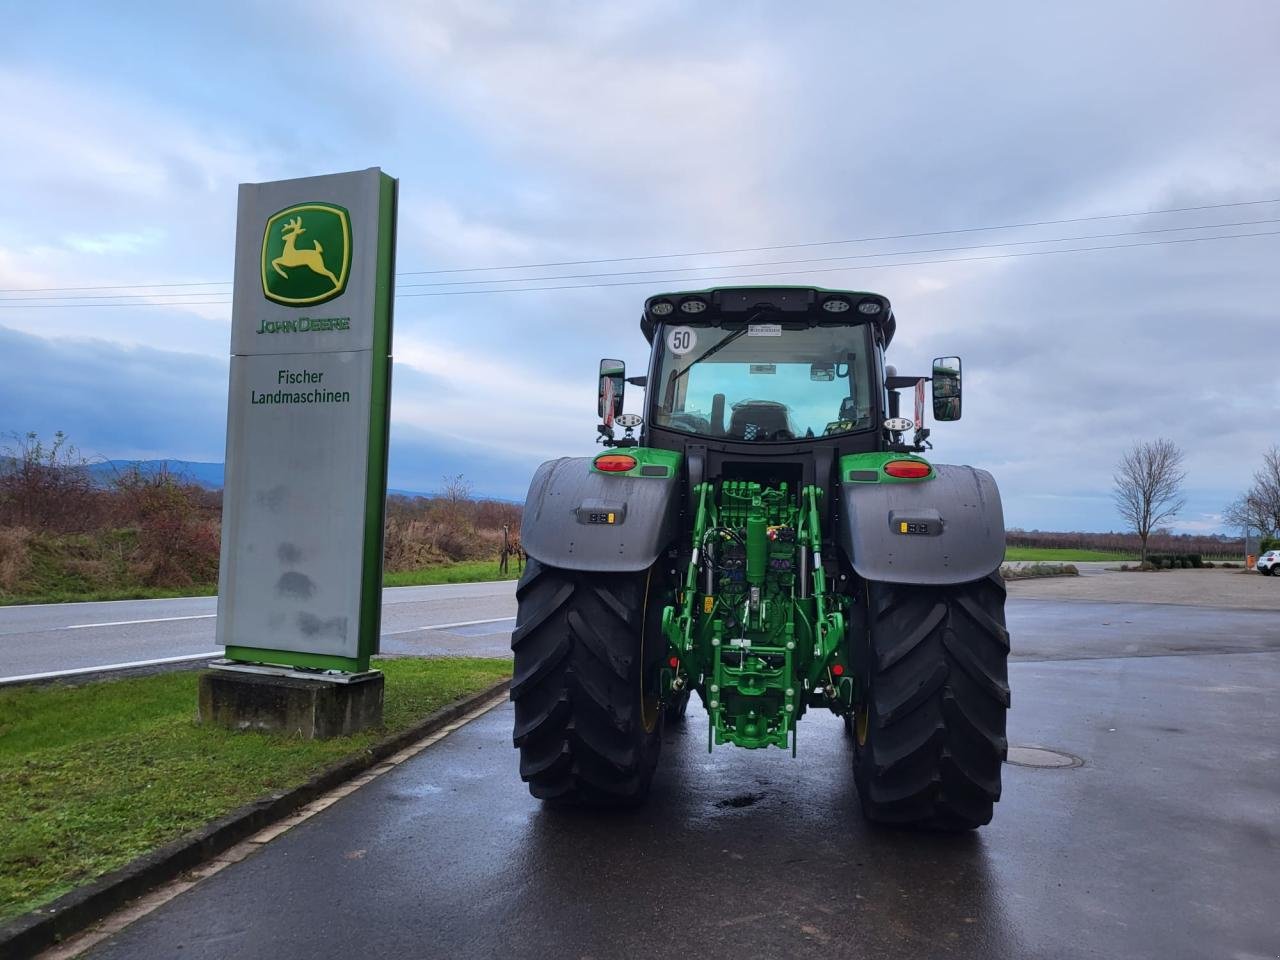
[{"left": 728, "top": 401, "right": 790, "bottom": 440}]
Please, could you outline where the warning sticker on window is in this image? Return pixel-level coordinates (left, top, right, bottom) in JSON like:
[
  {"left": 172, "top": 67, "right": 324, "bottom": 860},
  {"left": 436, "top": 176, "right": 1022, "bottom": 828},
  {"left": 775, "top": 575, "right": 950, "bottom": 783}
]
[{"left": 747, "top": 323, "right": 782, "bottom": 336}]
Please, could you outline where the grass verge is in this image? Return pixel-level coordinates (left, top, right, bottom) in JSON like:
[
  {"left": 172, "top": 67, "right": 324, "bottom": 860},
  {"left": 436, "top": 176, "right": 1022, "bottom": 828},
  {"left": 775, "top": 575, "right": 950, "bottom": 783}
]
[
  {"left": 0, "top": 584, "right": 220, "bottom": 606},
  {"left": 0, "top": 560, "right": 517, "bottom": 606},
  {"left": 0, "top": 656, "right": 511, "bottom": 923},
  {"left": 1004, "top": 548, "right": 1138, "bottom": 562},
  {"left": 383, "top": 560, "right": 518, "bottom": 587}
]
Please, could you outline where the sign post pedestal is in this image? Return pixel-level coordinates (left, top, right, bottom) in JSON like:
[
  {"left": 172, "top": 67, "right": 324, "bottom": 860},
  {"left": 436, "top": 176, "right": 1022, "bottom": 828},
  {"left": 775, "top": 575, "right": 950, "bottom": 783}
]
[
  {"left": 198, "top": 167, "right": 396, "bottom": 739},
  {"left": 199, "top": 662, "right": 385, "bottom": 739}
]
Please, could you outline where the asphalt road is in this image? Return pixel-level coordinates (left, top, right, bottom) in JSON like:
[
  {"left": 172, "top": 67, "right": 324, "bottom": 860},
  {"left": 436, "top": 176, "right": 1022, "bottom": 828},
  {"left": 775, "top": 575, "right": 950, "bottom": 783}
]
[
  {"left": 0, "top": 582, "right": 517, "bottom": 681},
  {"left": 79, "top": 600, "right": 1280, "bottom": 960}
]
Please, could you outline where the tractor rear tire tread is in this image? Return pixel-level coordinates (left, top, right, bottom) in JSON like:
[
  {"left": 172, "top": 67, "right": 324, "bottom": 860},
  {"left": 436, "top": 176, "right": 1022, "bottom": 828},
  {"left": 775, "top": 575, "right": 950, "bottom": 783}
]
[
  {"left": 511, "top": 559, "right": 661, "bottom": 807},
  {"left": 855, "top": 572, "right": 1009, "bottom": 831}
]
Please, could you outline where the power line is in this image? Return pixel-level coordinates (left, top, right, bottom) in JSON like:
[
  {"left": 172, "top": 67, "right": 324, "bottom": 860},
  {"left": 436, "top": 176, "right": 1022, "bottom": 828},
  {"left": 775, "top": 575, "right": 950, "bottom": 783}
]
[
  {"left": 2, "top": 228, "right": 1275, "bottom": 308},
  {"left": 1, "top": 195, "right": 1277, "bottom": 296},
  {"left": 6, "top": 215, "right": 1279, "bottom": 306},
  {"left": 393, "top": 229, "right": 1280, "bottom": 298},
  {"left": 394, "top": 196, "right": 1280, "bottom": 276},
  {"left": 391, "top": 217, "right": 1280, "bottom": 290}
]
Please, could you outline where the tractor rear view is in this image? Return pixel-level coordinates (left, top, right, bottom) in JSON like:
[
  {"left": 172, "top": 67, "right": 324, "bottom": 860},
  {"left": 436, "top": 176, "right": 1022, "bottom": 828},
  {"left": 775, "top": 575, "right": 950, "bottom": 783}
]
[{"left": 512, "top": 287, "right": 1009, "bottom": 830}]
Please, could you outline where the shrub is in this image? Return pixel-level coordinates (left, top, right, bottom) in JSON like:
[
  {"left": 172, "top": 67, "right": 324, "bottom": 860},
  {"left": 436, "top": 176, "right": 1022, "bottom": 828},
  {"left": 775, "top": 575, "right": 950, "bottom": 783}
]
[
  {"left": 0, "top": 431, "right": 104, "bottom": 533},
  {"left": 999, "top": 562, "right": 1079, "bottom": 580},
  {"left": 113, "top": 467, "right": 220, "bottom": 587},
  {"left": 0, "top": 527, "right": 31, "bottom": 592}
]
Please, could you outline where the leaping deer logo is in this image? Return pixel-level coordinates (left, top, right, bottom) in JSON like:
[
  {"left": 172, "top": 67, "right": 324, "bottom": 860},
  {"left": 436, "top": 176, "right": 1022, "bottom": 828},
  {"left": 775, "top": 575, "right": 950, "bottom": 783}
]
[{"left": 271, "top": 216, "right": 340, "bottom": 289}]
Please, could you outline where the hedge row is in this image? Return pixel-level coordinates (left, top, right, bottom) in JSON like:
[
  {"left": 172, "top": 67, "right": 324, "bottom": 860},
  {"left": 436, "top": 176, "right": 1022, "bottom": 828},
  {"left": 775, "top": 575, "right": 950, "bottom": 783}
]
[{"left": 1146, "top": 553, "right": 1203, "bottom": 569}]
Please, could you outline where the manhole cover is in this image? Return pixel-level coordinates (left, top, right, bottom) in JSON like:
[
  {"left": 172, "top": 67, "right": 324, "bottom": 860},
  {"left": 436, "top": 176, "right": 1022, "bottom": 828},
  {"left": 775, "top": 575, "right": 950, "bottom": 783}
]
[{"left": 1005, "top": 746, "right": 1082, "bottom": 768}]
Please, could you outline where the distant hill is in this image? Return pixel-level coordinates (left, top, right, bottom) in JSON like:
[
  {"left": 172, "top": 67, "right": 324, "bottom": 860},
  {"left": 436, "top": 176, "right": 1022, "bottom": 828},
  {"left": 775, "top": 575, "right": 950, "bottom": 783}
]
[
  {"left": 83, "top": 459, "right": 497, "bottom": 501},
  {"left": 89, "top": 460, "right": 225, "bottom": 489}
]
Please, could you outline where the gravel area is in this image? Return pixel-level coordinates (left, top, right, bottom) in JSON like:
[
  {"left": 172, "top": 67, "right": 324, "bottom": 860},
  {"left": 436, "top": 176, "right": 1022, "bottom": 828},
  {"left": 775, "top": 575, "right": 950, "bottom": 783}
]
[{"left": 1005, "top": 565, "right": 1280, "bottom": 611}]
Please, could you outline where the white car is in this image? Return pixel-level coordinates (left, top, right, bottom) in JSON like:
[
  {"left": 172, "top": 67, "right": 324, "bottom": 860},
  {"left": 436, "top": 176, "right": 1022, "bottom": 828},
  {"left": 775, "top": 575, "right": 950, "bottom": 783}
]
[{"left": 1258, "top": 550, "right": 1280, "bottom": 575}]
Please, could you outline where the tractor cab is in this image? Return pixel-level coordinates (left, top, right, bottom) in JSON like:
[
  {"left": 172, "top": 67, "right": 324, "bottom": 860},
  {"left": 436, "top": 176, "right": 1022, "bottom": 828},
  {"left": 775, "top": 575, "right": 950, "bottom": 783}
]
[{"left": 641, "top": 287, "right": 891, "bottom": 445}]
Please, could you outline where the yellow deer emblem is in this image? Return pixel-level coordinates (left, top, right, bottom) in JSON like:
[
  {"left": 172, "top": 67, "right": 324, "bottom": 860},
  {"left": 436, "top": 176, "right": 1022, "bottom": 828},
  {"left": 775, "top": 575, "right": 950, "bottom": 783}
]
[{"left": 271, "top": 216, "right": 340, "bottom": 288}]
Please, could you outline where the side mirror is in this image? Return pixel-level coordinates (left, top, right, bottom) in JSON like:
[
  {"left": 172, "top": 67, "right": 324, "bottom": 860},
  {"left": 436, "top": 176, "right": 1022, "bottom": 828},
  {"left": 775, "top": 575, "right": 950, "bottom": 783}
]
[
  {"left": 598, "top": 359, "right": 625, "bottom": 424},
  {"left": 932, "top": 356, "right": 961, "bottom": 421}
]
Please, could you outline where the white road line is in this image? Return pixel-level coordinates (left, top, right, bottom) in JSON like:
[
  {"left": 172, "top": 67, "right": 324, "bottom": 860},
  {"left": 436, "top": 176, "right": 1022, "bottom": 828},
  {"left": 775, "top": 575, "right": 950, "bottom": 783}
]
[
  {"left": 64, "top": 614, "right": 217, "bottom": 629},
  {"left": 0, "top": 652, "right": 222, "bottom": 685},
  {"left": 382, "top": 615, "right": 515, "bottom": 637}
]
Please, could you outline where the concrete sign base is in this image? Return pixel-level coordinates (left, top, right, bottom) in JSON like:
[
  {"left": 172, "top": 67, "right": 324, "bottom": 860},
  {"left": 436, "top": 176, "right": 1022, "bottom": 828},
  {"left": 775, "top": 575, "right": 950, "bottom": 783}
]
[{"left": 197, "top": 663, "right": 384, "bottom": 739}]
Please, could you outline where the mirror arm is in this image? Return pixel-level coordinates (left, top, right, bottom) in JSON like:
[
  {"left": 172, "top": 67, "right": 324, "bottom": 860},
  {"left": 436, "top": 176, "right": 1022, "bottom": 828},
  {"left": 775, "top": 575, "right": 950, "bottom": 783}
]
[{"left": 625, "top": 376, "right": 647, "bottom": 386}]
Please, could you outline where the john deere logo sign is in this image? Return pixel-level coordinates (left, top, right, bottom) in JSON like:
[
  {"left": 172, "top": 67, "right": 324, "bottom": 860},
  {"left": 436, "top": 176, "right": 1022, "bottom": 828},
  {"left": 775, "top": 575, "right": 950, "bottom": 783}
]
[{"left": 261, "top": 203, "right": 352, "bottom": 306}]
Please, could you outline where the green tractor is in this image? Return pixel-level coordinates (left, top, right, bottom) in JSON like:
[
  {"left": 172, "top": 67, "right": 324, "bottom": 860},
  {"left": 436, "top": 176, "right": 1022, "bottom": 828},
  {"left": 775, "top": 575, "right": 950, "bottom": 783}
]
[{"left": 512, "top": 287, "right": 1009, "bottom": 829}]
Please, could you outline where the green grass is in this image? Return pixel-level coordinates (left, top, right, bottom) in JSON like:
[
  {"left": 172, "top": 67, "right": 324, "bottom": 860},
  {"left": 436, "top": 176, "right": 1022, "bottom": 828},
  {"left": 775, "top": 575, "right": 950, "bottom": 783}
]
[
  {"left": 0, "top": 656, "right": 511, "bottom": 923},
  {"left": 0, "top": 560, "right": 517, "bottom": 606},
  {"left": 1004, "top": 548, "right": 1137, "bottom": 562},
  {"left": 0, "top": 583, "right": 220, "bottom": 606},
  {"left": 383, "top": 560, "right": 518, "bottom": 587}
]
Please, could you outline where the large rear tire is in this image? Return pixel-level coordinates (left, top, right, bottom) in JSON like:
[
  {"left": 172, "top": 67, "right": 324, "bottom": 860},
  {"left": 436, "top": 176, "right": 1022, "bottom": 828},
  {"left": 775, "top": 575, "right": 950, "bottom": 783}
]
[
  {"left": 510, "top": 558, "right": 664, "bottom": 806},
  {"left": 853, "top": 572, "right": 1010, "bottom": 830}
]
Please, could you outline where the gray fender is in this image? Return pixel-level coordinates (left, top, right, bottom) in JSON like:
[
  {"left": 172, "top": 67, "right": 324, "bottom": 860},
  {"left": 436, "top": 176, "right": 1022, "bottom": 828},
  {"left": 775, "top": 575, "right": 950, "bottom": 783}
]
[
  {"left": 520, "top": 457, "right": 683, "bottom": 574},
  {"left": 836, "top": 463, "right": 1005, "bottom": 585}
]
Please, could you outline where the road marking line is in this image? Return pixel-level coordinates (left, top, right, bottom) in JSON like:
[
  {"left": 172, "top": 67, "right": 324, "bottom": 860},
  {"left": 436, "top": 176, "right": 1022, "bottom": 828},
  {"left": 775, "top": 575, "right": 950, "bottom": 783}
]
[
  {"left": 382, "top": 615, "right": 515, "bottom": 637},
  {"left": 65, "top": 614, "right": 216, "bottom": 629},
  {"left": 0, "top": 652, "right": 222, "bottom": 685},
  {"left": 36, "top": 691, "right": 509, "bottom": 960}
]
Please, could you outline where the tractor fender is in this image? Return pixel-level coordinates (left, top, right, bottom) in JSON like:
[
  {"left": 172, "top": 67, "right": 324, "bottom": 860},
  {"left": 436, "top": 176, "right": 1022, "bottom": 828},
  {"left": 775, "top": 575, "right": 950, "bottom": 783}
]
[
  {"left": 520, "top": 457, "right": 682, "bottom": 574},
  {"left": 836, "top": 463, "right": 1005, "bottom": 586}
]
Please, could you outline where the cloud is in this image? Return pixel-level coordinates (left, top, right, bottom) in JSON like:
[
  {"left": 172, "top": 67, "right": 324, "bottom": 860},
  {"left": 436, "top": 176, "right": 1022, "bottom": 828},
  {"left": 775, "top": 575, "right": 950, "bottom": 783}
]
[
  {"left": 0, "top": 325, "right": 227, "bottom": 462},
  {"left": 64, "top": 228, "right": 167, "bottom": 256}
]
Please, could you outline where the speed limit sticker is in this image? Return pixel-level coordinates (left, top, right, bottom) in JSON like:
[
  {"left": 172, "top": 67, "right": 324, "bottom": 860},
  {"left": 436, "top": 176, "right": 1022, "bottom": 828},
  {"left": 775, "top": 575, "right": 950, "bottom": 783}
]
[{"left": 666, "top": 326, "right": 697, "bottom": 356}]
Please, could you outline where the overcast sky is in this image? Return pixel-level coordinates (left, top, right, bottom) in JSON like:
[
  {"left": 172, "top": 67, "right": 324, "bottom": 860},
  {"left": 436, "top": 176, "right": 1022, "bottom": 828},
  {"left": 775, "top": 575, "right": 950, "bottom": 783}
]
[{"left": 2, "top": 1, "right": 1277, "bottom": 532}]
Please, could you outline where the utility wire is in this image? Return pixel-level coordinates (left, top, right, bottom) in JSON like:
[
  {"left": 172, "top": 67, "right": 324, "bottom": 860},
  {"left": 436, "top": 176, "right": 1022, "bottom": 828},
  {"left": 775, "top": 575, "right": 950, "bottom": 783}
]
[
  {"left": 1, "top": 195, "right": 1277, "bottom": 296},
  {"left": 6, "top": 216, "right": 1279, "bottom": 305},
  {"left": 391, "top": 217, "right": 1280, "bottom": 290},
  {"left": 2, "top": 228, "right": 1275, "bottom": 308},
  {"left": 395, "top": 229, "right": 1280, "bottom": 298},
  {"left": 394, "top": 196, "right": 1280, "bottom": 276}
]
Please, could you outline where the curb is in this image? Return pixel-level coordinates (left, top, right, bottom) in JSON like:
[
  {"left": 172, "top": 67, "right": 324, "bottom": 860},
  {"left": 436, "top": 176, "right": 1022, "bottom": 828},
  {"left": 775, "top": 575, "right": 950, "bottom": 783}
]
[{"left": 0, "top": 677, "right": 511, "bottom": 960}]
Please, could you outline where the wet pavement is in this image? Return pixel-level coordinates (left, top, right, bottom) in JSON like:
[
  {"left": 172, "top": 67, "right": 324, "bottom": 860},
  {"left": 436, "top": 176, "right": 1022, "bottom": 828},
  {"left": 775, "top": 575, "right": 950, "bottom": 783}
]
[{"left": 82, "top": 603, "right": 1280, "bottom": 960}]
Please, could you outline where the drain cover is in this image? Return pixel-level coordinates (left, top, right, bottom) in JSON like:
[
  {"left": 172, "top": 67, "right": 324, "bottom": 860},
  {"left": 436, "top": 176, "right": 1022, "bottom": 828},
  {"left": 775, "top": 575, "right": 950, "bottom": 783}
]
[{"left": 1005, "top": 746, "right": 1082, "bottom": 768}]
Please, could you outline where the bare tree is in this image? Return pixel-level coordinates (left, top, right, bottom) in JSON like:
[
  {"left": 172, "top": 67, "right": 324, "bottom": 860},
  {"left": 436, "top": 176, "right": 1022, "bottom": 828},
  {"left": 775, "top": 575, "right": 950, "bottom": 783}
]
[
  {"left": 1113, "top": 438, "right": 1187, "bottom": 563},
  {"left": 1223, "top": 445, "right": 1280, "bottom": 540}
]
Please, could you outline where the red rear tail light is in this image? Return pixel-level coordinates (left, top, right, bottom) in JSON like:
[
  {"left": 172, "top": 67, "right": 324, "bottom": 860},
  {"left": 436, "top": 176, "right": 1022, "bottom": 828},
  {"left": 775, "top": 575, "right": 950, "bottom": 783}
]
[
  {"left": 884, "top": 459, "right": 931, "bottom": 479},
  {"left": 594, "top": 454, "right": 637, "bottom": 473}
]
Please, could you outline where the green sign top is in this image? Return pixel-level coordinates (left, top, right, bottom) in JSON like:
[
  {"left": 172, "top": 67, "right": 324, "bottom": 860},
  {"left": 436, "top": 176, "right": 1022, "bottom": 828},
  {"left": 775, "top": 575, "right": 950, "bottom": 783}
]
[{"left": 260, "top": 202, "right": 352, "bottom": 306}]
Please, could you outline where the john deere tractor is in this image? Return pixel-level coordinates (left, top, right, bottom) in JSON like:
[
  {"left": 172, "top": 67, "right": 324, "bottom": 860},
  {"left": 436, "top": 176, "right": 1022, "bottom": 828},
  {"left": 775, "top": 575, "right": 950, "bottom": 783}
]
[{"left": 512, "top": 287, "right": 1009, "bottom": 829}]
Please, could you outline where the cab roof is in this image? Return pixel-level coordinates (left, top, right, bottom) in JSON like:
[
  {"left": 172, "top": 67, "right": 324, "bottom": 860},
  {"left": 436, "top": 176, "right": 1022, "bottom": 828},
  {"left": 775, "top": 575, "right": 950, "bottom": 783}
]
[{"left": 639, "top": 286, "right": 895, "bottom": 348}]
